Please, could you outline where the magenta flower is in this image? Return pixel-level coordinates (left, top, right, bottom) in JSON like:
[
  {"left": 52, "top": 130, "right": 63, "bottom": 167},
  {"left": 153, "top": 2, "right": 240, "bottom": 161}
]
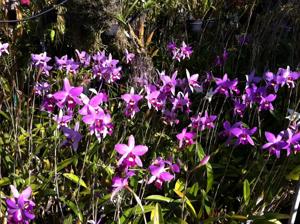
[
  {"left": 41, "top": 94, "right": 57, "bottom": 113},
  {"left": 159, "top": 71, "right": 177, "bottom": 95},
  {"left": 231, "top": 126, "right": 257, "bottom": 146},
  {"left": 281, "top": 129, "right": 300, "bottom": 155},
  {"left": 246, "top": 70, "right": 261, "bottom": 88},
  {"left": 176, "top": 128, "right": 196, "bottom": 148},
  {"left": 60, "top": 122, "right": 82, "bottom": 151},
  {"left": 75, "top": 50, "right": 91, "bottom": 67},
  {"left": 214, "top": 74, "right": 239, "bottom": 97},
  {"left": 82, "top": 108, "right": 113, "bottom": 141},
  {"left": 92, "top": 53, "right": 122, "bottom": 83},
  {"left": 20, "top": 0, "right": 30, "bottom": 6},
  {"left": 258, "top": 94, "right": 276, "bottom": 111},
  {"left": 233, "top": 99, "right": 246, "bottom": 117},
  {"left": 6, "top": 185, "right": 35, "bottom": 224},
  {"left": 121, "top": 88, "right": 143, "bottom": 118},
  {"left": 31, "top": 52, "right": 52, "bottom": 76},
  {"left": 79, "top": 92, "right": 108, "bottom": 116},
  {"left": 171, "top": 92, "right": 191, "bottom": 113},
  {"left": 148, "top": 158, "right": 175, "bottom": 189},
  {"left": 186, "top": 69, "right": 202, "bottom": 93},
  {"left": 162, "top": 109, "right": 179, "bottom": 126},
  {"left": 277, "top": 66, "right": 300, "bottom": 88},
  {"left": 145, "top": 85, "right": 165, "bottom": 111},
  {"left": 111, "top": 176, "right": 128, "bottom": 200},
  {"left": 262, "top": 131, "right": 288, "bottom": 158},
  {"left": 215, "top": 49, "right": 228, "bottom": 67},
  {"left": 53, "top": 78, "right": 83, "bottom": 109},
  {"left": 190, "top": 111, "right": 217, "bottom": 131},
  {"left": 264, "top": 71, "right": 281, "bottom": 92},
  {"left": 53, "top": 110, "right": 73, "bottom": 128},
  {"left": 34, "top": 82, "right": 50, "bottom": 96},
  {"left": 179, "top": 41, "right": 193, "bottom": 59},
  {"left": 114, "top": 135, "right": 148, "bottom": 167},
  {"left": 0, "top": 42, "right": 9, "bottom": 56},
  {"left": 124, "top": 49, "right": 135, "bottom": 64},
  {"left": 200, "top": 155, "right": 210, "bottom": 166}
]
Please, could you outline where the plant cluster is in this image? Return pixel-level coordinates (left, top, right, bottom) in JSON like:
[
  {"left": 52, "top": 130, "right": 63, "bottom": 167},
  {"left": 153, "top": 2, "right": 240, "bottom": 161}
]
[{"left": 1, "top": 36, "right": 300, "bottom": 224}]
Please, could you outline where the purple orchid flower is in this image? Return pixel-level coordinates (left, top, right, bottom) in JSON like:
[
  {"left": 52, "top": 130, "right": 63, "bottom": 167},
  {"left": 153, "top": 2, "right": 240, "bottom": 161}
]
[
  {"left": 53, "top": 110, "right": 73, "bottom": 128},
  {"left": 79, "top": 92, "right": 108, "bottom": 116},
  {"left": 219, "top": 121, "right": 243, "bottom": 145},
  {"left": 31, "top": 52, "right": 52, "bottom": 76},
  {"left": 162, "top": 109, "right": 179, "bottom": 126},
  {"left": 281, "top": 129, "right": 300, "bottom": 155},
  {"left": 233, "top": 99, "right": 246, "bottom": 117},
  {"left": 121, "top": 88, "right": 143, "bottom": 118},
  {"left": 246, "top": 70, "right": 261, "bottom": 89},
  {"left": 186, "top": 69, "right": 202, "bottom": 93},
  {"left": 124, "top": 49, "right": 135, "bottom": 64},
  {"left": 179, "top": 41, "right": 193, "bottom": 59},
  {"left": 277, "top": 66, "right": 300, "bottom": 88},
  {"left": 82, "top": 108, "right": 113, "bottom": 141},
  {"left": 6, "top": 185, "right": 35, "bottom": 224},
  {"left": 114, "top": 135, "right": 148, "bottom": 167},
  {"left": 75, "top": 49, "right": 91, "bottom": 67},
  {"left": 215, "top": 49, "right": 228, "bottom": 67},
  {"left": 60, "top": 122, "right": 82, "bottom": 151},
  {"left": 53, "top": 78, "right": 83, "bottom": 109},
  {"left": 262, "top": 131, "right": 288, "bottom": 158},
  {"left": 259, "top": 94, "right": 276, "bottom": 111},
  {"left": 171, "top": 92, "right": 191, "bottom": 113},
  {"left": 264, "top": 71, "right": 281, "bottom": 92},
  {"left": 214, "top": 74, "right": 239, "bottom": 97},
  {"left": 145, "top": 85, "right": 165, "bottom": 111},
  {"left": 111, "top": 176, "right": 128, "bottom": 200},
  {"left": 148, "top": 158, "right": 175, "bottom": 189},
  {"left": 159, "top": 71, "right": 177, "bottom": 95},
  {"left": 167, "top": 41, "right": 177, "bottom": 52},
  {"left": 34, "top": 82, "right": 50, "bottom": 96},
  {"left": 41, "top": 94, "right": 57, "bottom": 113},
  {"left": 55, "top": 55, "right": 68, "bottom": 70},
  {"left": 176, "top": 128, "right": 196, "bottom": 148},
  {"left": 0, "top": 42, "right": 9, "bottom": 56},
  {"left": 190, "top": 111, "right": 217, "bottom": 131},
  {"left": 231, "top": 126, "right": 257, "bottom": 146}
]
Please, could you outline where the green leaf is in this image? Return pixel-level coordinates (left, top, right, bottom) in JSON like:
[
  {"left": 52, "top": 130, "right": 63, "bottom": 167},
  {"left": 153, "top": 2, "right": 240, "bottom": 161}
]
[
  {"left": 120, "top": 205, "right": 155, "bottom": 224},
  {"left": 152, "top": 203, "right": 164, "bottom": 224},
  {"left": 243, "top": 179, "right": 250, "bottom": 206},
  {"left": 63, "top": 173, "right": 89, "bottom": 189},
  {"left": 63, "top": 215, "right": 73, "bottom": 224},
  {"left": 50, "top": 29, "right": 55, "bottom": 42},
  {"left": 61, "top": 198, "right": 83, "bottom": 222},
  {"left": 174, "top": 189, "right": 197, "bottom": 219},
  {"left": 0, "top": 177, "right": 10, "bottom": 187},
  {"left": 287, "top": 165, "right": 300, "bottom": 180},
  {"left": 145, "top": 195, "right": 174, "bottom": 203},
  {"left": 206, "top": 162, "right": 213, "bottom": 193},
  {"left": 175, "top": 178, "right": 185, "bottom": 192},
  {"left": 57, "top": 156, "right": 78, "bottom": 172}
]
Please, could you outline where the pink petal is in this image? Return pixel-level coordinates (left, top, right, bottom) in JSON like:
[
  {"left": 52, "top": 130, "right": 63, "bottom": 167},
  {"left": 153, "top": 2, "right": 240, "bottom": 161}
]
[
  {"left": 10, "top": 185, "right": 19, "bottom": 198},
  {"left": 20, "top": 187, "right": 32, "bottom": 199},
  {"left": 63, "top": 78, "right": 71, "bottom": 91},
  {"left": 53, "top": 91, "right": 67, "bottom": 100},
  {"left": 115, "top": 144, "right": 129, "bottom": 155},
  {"left": 128, "top": 135, "right": 135, "bottom": 150},
  {"left": 70, "top": 87, "right": 83, "bottom": 96},
  {"left": 160, "top": 172, "right": 174, "bottom": 181},
  {"left": 132, "top": 145, "right": 148, "bottom": 156},
  {"left": 265, "top": 132, "right": 275, "bottom": 142},
  {"left": 135, "top": 156, "right": 143, "bottom": 167}
]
